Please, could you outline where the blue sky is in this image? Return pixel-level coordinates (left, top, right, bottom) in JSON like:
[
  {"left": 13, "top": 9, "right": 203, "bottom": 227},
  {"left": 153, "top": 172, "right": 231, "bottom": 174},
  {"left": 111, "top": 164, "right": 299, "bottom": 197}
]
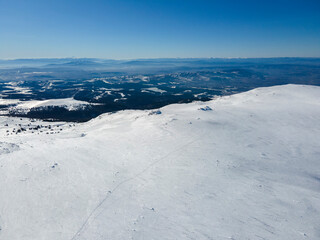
[{"left": 0, "top": 0, "right": 319, "bottom": 59}]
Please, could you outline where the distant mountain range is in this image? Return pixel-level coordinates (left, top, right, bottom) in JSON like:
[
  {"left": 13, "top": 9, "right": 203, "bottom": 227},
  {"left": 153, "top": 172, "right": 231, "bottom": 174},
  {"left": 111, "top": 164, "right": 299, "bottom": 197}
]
[{"left": 1, "top": 57, "right": 320, "bottom": 71}]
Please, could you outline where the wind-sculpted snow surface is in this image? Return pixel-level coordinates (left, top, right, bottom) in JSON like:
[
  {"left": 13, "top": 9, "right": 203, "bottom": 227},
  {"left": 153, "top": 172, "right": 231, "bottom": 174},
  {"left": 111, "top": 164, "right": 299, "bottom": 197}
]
[{"left": 0, "top": 84, "right": 320, "bottom": 240}]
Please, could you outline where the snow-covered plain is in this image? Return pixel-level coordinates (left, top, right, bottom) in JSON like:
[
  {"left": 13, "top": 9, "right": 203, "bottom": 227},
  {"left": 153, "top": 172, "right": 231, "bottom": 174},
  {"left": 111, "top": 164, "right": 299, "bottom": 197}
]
[{"left": 0, "top": 84, "right": 320, "bottom": 240}]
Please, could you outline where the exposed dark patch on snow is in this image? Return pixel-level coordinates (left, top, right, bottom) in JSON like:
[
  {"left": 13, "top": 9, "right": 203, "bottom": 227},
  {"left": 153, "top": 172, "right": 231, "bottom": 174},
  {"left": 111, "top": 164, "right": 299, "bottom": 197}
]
[
  {"left": 310, "top": 174, "right": 320, "bottom": 184},
  {"left": 0, "top": 142, "right": 19, "bottom": 155},
  {"left": 148, "top": 110, "right": 162, "bottom": 115},
  {"left": 199, "top": 106, "right": 212, "bottom": 111}
]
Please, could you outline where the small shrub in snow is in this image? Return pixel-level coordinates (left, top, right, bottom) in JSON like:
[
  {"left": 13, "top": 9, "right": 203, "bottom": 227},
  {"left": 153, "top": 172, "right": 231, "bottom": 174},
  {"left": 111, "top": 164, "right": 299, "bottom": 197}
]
[
  {"left": 149, "top": 110, "right": 162, "bottom": 115},
  {"left": 199, "top": 106, "right": 212, "bottom": 111}
]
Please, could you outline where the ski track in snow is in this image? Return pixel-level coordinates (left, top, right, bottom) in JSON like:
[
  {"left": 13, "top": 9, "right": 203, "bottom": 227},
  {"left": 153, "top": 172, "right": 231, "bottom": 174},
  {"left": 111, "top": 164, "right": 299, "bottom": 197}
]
[{"left": 71, "top": 134, "right": 204, "bottom": 240}]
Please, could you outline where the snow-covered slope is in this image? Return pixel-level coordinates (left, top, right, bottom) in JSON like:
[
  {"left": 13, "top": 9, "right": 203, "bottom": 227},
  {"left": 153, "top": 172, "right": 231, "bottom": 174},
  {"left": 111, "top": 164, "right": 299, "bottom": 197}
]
[
  {"left": 0, "top": 98, "right": 92, "bottom": 115},
  {"left": 0, "top": 84, "right": 320, "bottom": 240}
]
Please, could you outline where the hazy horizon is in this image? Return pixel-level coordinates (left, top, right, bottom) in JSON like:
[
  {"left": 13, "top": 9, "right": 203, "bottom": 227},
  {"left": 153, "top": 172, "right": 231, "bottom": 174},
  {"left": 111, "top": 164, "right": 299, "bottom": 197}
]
[{"left": 1, "top": 56, "right": 320, "bottom": 61}]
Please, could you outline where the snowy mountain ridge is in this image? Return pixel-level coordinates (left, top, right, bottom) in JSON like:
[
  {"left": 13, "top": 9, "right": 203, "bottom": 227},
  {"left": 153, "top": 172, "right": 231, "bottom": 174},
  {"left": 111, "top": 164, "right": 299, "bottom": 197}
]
[
  {"left": 0, "top": 84, "right": 320, "bottom": 240},
  {"left": 0, "top": 98, "right": 93, "bottom": 116}
]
